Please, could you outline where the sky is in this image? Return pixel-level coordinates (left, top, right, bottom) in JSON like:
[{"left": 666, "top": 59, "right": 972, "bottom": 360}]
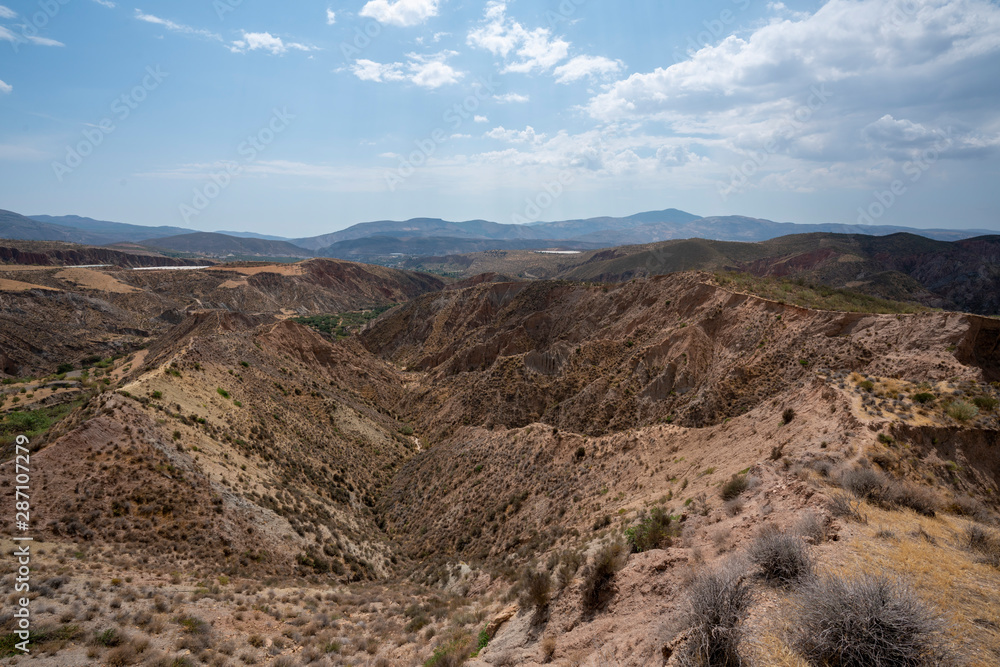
[{"left": 0, "top": 0, "right": 998, "bottom": 236}]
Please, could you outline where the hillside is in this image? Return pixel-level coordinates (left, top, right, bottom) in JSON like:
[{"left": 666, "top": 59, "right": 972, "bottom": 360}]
[
  {"left": 0, "top": 258, "right": 443, "bottom": 377},
  {"left": 2, "top": 271, "right": 998, "bottom": 665},
  {"left": 29, "top": 214, "right": 192, "bottom": 243},
  {"left": 405, "top": 232, "right": 1000, "bottom": 316},
  {"left": 317, "top": 235, "right": 600, "bottom": 262},
  {"left": 141, "top": 232, "right": 315, "bottom": 259}
]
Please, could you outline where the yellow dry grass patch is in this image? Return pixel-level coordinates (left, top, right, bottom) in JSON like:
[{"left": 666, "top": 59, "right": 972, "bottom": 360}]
[
  {"left": 0, "top": 277, "right": 59, "bottom": 292},
  {"left": 55, "top": 267, "right": 140, "bottom": 293},
  {"left": 830, "top": 503, "right": 1000, "bottom": 664},
  {"left": 207, "top": 263, "right": 305, "bottom": 277}
]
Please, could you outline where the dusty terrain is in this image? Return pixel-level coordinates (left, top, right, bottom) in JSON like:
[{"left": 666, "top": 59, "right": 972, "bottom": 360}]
[{"left": 1, "top": 265, "right": 999, "bottom": 666}]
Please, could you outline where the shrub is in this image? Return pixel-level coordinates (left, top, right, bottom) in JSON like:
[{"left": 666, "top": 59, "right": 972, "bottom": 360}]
[
  {"left": 151, "top": 391, "right": 163, "bottom": 400},
  {"left": 399, "top": 425, "right": 414, "bottom": 436},
  {"left": 217, "top": 388, "right": 230, "bottom": 399},
  {"left": 859, "top": 380, "right": 875, "bottom": 392},
  {"left": 580, "top": 540, "right": 626, "bottom": 612},
  {"left": 575, "top": 446, "right": 586, "bottom": 460},
  {"left": 105, "top": 643, "right": 137, "bottom": 667},
  {"left": 912, "top": 392, "right": 935, "bottom": 404},
  {"left": 946, "top": 400, "right": 979, "bottom": 422},
  {"left": 782, "top": 408, "right": 796, "bottom": 424},
  {"left": 625, "top": 507, "right": 675, "bottom": 553},
  {"left": 719, "top": 474, "right": 748, "bottom": 501},
  {"left": 682, "top": 563, "right": 752, "bottom": 666},
  {"left": 519, "top": 568, "right": 552, "bottom": 616},
  {"left": 93, "top": 628, "right": 125, "bottom": 647},
  {"left": 973, "top": 395, "right": 999, "bottom": 411},
  {"left": 838, "top": 467, "right": 886, "bottom": 501},
  {"left": 793, "top": 574, "right": 948, "bottom": 666},
  {"left": 793, "top": 511, "right": 826, "bottom": 543},
  {"left": 883, "top": 481, "right": 940, "bottom": 517},
  {"left": 964, "top": 524, "right": 1000, "bottom": 568},
  {"left": 747, "top": 529, "right": 813, "bottom": 586},
  {"left": 56, "top": 362, "right": 75, "bottom": 374}
]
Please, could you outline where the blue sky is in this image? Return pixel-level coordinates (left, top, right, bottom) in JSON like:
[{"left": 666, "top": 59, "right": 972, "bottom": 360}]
[{"left": 0, "top": 0, "right": 998, "bottom": 236}]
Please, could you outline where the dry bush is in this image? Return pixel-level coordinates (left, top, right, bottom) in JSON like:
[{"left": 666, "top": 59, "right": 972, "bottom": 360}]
[
  {"left": 580, "top": 540, "right": 627, "bottom": 613},
  {"left": 747, "top": 529, "right": 813, "bottom": 586},
  {"left": 680, "top": 562, "right": 752, "bottom": 667},
  {"left": 540, "top": 635, "right": 557, "bottom": 663},
  {"left": 828, "top": 492, "right": 868, "bottom": 523},
  {"left": 793, "top": 511, "right": 826, "bottom": 543},
  {"left": 519, "top": 568, "right": 552, "bottom": 617},
  {"left": 793, "top": 573, "right": 948, "bottom": 666},
  {"left": 964, "top": 524, "right": 1000, "bottom": 567}
]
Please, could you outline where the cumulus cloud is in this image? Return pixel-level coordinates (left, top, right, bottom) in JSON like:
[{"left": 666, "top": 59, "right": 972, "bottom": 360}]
[
  {"left": 231, "top": 32, "right": 316, "bottom": 55},
  {"left": 326, "top": 8, "right": 336, "bottom": 25},
  {"left": 350, "top": 51, "right": 462, "bottom": 88},
  {"left": 134, "top": 10, "right": 221, "bottom": 41},
  {"left": 583, "top": 0, "right": 1000, "bottom": 187},
  {"left": 360, "top": 0, "right": 441, "bottom": 28},
  {"left": 553, "top": 55, "right": 624, "bottom": 84},
  {"left": 467, "top": 1, "right": 569, "bottom": 74},
  {"left": 0, "top": 78, "right": 11, "bottom": 94}
]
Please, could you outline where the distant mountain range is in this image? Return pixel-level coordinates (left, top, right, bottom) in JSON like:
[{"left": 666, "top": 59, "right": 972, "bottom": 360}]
[{"left": 1, "top": 207, "right": 995, "bottom": 263}]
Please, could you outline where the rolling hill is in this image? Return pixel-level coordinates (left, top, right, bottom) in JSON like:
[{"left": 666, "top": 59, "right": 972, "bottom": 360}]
[{"left": 141, "top": 232, "right": 314, "bottom": 259}]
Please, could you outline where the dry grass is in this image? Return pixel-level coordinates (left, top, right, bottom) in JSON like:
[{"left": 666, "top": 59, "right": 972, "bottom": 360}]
[{"left": 826, "top": 502, "right": 1000, "bottom": 662}]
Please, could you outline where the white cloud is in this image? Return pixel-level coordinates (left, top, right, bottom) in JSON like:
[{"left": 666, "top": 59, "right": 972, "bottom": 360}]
[
  {"left": 351, "top": 59, "right": 407, "bottom": 83},
  {"left": 92, "top": 0, "right": 116, "bottom": 8},
  {"left": 0, "top": 5, "right": 16, "bottom": 19},
  {"left": 231, "top": 32, "right": 315, "bottom": 55},
  {"left": 326, "top": 8, "right": 336, "bottom": 25},
  {"left": 553, "top": 55, "right": 623, "bottom": 84},
  {"left": 486, "top": 126, "right": 545, "bottom": 145},
  {"left": 359, "top": 0, "right": 441, "bottom": 28},
  {"left": 583, "top": 0, "right": 1000, "bottom": 191},
  {"left": 0, "top": 78, "right": 11, "bottom": 94},
  {"left": 350, "top": 51, "right": 462, "bottom": 88},
  {"left": 0, "top": 24, "right": 64, "bottom": 47},
  {"left": 474, "top": 115, "right": 489, "bottom": 123},
  {"left": 134, "top": 10, "right": 221, "bottom": 41},
  {"left": 468, "top": 1, "right": 569, "bottom": 74},
  {"left": 494, "top": 92, "right": 529, "bottom": 104}
]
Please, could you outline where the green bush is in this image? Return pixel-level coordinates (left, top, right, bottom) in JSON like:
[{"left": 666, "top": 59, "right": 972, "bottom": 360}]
[
  {"left": 399, "top": 425, "right": 414, "bottom": 436},
  {"left": 946, "top": 400, "right": 979, "bottom": 422},
  {"left": 625, "top": 507, "right": 675, "bottom": 553},
  {"left": 912, "top": 392, "right": 936, "bottom": 404},
  {"left": 973, "top": 396, "right": 999, "bottom": 411},
  {"left": 719, "top": 474, "right": 749, "bottom": 501},
  {"left": 217, "top": 388, "right": 230, "bottom": 399},
  {"left": 56, "top": 362, "right": 74, "bottom": 374}
]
